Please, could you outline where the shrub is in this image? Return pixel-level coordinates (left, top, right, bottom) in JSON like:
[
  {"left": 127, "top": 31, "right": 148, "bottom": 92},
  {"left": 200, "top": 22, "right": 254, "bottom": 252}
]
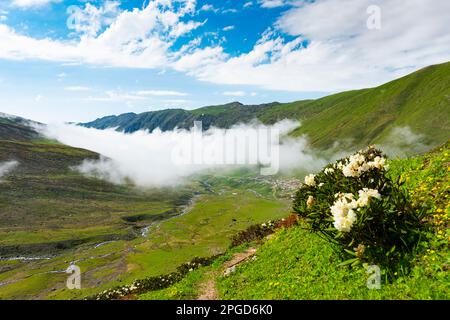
[
  {"left": 230, "top": 215, "right": 299, "bottom": 248},
  {"left": 230, "top": 221, "right": 276, "bottom": 247},
  {"left": 88, "top": 255, "right": 220, "bottom": 300},
  {"left": 293, "top": 146, "right": 426, "bottom": 274}
]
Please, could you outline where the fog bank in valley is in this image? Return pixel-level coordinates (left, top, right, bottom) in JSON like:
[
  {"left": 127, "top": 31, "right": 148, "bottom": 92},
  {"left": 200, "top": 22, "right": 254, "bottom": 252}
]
[{"left": 41, "top": 121, "right": 327, "bottom": 187}]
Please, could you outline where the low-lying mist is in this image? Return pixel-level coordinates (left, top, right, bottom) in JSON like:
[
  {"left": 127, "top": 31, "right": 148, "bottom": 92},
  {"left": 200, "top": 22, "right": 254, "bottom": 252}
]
[
  {"left": 38, "top": 121, "right": 428, "bottom": 188},
  {"left": 41, "top": 121, "right": 328, "bottom": 187},
  {"left": 379, "top": 126, "right": 430, "bottom": 158},
  {"left": 0, "top": 160, "right": 19, "bottom": 181}
]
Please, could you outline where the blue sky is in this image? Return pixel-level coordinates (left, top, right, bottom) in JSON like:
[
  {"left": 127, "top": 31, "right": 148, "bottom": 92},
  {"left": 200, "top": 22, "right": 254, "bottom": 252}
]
[{"left": 0, "top": 0, "right": 449, "bottom": 123}]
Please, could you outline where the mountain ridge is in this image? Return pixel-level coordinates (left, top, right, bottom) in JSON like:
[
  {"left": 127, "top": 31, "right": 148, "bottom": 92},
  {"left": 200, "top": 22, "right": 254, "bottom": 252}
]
[{"left": 80, "top": 62, "right": 450, "bottom": 151}]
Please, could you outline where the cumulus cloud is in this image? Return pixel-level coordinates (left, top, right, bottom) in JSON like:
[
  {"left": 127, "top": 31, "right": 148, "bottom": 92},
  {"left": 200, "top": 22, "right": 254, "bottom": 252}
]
[
  {"left": 0, "top": 160, "right": 19, "bottom": 180},
  {"left": 0, "top": 0, "right": 204, "bottom": 68},
  {"left": 1, "top": 0, "right": 449, "bottom": 92},
  {"left": 259, "top": 0, "right": 289, "bottom": 8},
  {"left": 67, "top": 0, "right": 121, "bottom": 38},
  {"left": 39, "top": 121, "right": 327, "bottom": 187}
]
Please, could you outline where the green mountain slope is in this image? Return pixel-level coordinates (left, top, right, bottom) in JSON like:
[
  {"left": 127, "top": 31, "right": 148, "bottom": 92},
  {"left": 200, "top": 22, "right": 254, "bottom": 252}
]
[
  {"left": 0, "top": 116, "right": 291, "bottom": 299},
  {"left": 290, "top": 62, "right": 450, "bottom": 149},
  {"left": 138, "top": 140, "right": 449, "bottom": 300},
  {"left": 0, "top": 113, "right": 41, "bottom": 141},
  {"left": 82, "top": 102, "right": 281, "bottom": 133},
  {"left": 81, "top": 62, "right": 450, "bottom": 151},
  {"left": 0, "top": 119, "right": 193, "bottom": 257}
]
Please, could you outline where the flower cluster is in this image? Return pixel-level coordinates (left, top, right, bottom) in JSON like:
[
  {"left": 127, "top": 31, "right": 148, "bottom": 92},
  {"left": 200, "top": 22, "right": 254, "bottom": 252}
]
[
  {"left": 331, "top": 189, "right": 381, "bottom": 232},
  {"left": 293, "top": 145, "right": 424, "bottom": 272},
  {"left": 304, "top": 174, "right": 316, "bottom": 186},
  {"left": 336, "top": 150, "right": 388, "bottom": 178}
]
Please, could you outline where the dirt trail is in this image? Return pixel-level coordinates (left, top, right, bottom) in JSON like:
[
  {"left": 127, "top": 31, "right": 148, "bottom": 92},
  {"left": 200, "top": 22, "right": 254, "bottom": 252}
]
[{"left": 197, "top": 247, "right": 257, "bottom": 300}]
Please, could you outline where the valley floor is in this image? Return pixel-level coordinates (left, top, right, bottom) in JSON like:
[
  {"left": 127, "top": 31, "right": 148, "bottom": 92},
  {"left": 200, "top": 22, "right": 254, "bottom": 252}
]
[{"left": 0, "top": 170, "right": 292, "bottom": 299}]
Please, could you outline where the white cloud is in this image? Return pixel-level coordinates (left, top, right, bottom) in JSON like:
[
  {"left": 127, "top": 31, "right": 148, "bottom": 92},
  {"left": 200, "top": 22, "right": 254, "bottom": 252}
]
[
  {"left": 1, "top": 0, "right": 450, "bottom": 93},
  {"left": 67, "top": 1, "right": 121, "bottom": 37},
  {"left": 0, "top": 15, "right": 7, "bottom": 21},
  {"left": 40, "top": 121, "right": 325, "bottom": 187},
  {"left": 86, "top": 90, "right": 146, "bottom": 102},
  {"left": 35, "top": 94, "right": 43, "bottom": 102},
  {"left": 64, "top": 86, "right": 91, "bottom": 91},
  {"left": 223, "top": 91, "right": 247, "bottom": 97},
  {"left": 11, "top": 0, "right": 60, "bottom": 8},
  {"left": 222, "top": 8, "right": 238, "bottom": 14},
  {"left": 86, "top": 88, "right": 189, "bottom": 103},
  {"left": 222, "top": 25, "right": 235, "bottom": 31},
  {"left": 259, "top": 0, "right": 287, "bottom": 8},
  {"left": 0, "top": 0, "right": 204, "bottom": 68},
  {"left": 244, "top": 2, "right": 253, "bottom": 8},
  {"left": 380, "top": 126, "right": 429, "bottom": 157},
  {"left": 0, "top": 160, "right": 19, "bottom": 181},
  {"left": 135, "top": 90, "right": 188, "bottom": 96},
  {"left": 169, "top": 19, "right": 206, "bottom": 38},
  {"left": 180, "top": 0, "right": 450, "bottom": 91},
  {"left": 200, "top": 4, "right": 218, "bottom": 12}
]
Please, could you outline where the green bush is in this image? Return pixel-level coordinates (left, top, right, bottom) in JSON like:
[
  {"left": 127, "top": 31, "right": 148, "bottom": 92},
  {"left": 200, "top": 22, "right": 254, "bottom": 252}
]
[{"left": 293, "top": 146, "right": 426, "bottom": 274}]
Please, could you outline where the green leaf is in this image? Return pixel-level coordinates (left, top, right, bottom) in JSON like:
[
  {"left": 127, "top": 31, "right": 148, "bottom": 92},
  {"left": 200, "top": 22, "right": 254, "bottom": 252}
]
[
  {"left": 338, "top": 258, "right": 359, "bottom": 267},
  {"left": 344, "top": 249, "right": 357, "bottom": 256}
]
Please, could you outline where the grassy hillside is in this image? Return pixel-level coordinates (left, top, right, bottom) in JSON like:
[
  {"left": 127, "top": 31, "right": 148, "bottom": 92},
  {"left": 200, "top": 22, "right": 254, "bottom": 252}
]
[
  {"left": 290, "top": 62, "right": 450, "bottom": 150},
  {"left": 0, "top": 118, "right": 294, "bottom": 299},
  {"left": 138, "top": 141, "right": 449, "bottom": 300},
  {"left": 82, "top": 102, "right": 280, "bottom": 133},
  {"left": 0, "top": 115, "right": 40, "bottom": 141},
  {"left": 81, "top": 62, "right": 450, "bottom": 153}
]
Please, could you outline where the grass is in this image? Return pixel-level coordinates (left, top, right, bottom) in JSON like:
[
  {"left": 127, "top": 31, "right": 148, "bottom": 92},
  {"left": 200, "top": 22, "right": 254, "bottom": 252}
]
[
  {"left": 217, "top": 226, "right": 448, "bottom": 299},
  {"left": 1, "top": 102, "right": 448, "bottom": 300},
  {"left": 138, "top": 141, "right": 449, "bottom": 300},
  {"left": 0, "top": 138, "right": 291, "bottom": 300},
  {"left": 289, "top": 62, "right": 450, "bottom": 152},
  {"left": 218, "top": 141, "right": 449, "bottom": 299}
]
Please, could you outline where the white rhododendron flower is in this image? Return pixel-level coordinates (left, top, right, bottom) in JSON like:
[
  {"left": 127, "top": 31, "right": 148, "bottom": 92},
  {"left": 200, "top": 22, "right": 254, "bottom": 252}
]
[
  {"left": 336, "top": 162, "right": 344, "bottom": 170},
  {"left": 324, "top": 167, "right": 335, "bottom": 175},
  {"left": 342, "top": 153, "right": 369, "bottom": 177},
  {"left": 304, "top": 174, "right": 316, "bottom": 186},
  {"left": 357, "top": 188, "right": 381, "bottom": 207},
  {"left": 368, "top": 156, "right": 388, "bottom": 170},
  {"left": 341, "top": 151, "right": 388, "bottom": 177},
  {"left": 331, "top": 194, "right": 358, "bottom": 232},
  {"left": 330, "top": 189, "right": 382, "bottom": 232},
  {"left": 333, "top": 210, "right": 357, "bottom": 232}
]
